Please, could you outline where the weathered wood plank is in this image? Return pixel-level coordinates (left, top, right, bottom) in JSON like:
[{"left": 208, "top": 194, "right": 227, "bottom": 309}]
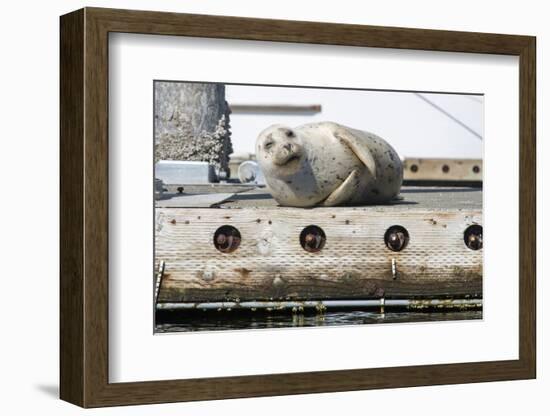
[
  {"left": 156, "top": 191, "right": 482, "bottom": 302},
  {"left": 403, "top": 158, "right": 482, "bottom": 182}
]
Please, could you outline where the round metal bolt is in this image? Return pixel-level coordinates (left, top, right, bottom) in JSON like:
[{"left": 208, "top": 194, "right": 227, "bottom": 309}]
[
  {"left": 472, "top": 165, "right": 480, "bottom": 174},
  {"left": 410, "top": 164, "right": 419, "bottom": 173},
  {"left": 300, "top": 225, "right": 326, "bottom": 253},
  {"left": 464, "top": 224, "right": 482, "bottom": 250},
  {"left": 442, "top": 164, "right": 450, "bottom": 173},
  {"left": 213, "top": 225, "right": 241, "bottom": 253},
  {"left": 384, "top": 225, "right": 409, "bottom": 252}
]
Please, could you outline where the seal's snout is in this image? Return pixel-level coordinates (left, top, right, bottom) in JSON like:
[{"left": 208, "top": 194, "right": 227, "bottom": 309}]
[{"left": 272, "top": 142, "right": 301, "bottom": 166}]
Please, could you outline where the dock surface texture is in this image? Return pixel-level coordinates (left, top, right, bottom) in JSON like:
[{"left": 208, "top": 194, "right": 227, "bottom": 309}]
[{"left": 155, "top": 187, "right": 482, "bottom": 304}]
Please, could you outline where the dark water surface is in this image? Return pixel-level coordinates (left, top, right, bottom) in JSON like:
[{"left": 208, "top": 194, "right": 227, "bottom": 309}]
[{"left": 155, "top": 309, "right": 482, "bottom": 333}]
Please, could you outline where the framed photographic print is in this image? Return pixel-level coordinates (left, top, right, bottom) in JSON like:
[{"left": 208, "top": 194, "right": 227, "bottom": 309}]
[{"left": 60, "top": 7, "right": 536, "bottom": 407}]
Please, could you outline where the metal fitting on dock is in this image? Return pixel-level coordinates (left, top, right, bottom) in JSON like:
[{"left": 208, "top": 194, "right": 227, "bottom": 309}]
[
  {"left": 384, "top": 225, "right": 409, "bottom": 252},
  {"left": 464, "top": 224, "right": 483, "bottom": 250},
  {"left": 300, "top": 225, "right": 326, "bottom": 252},
  {"left": 156, "top": 298, "right": 482, "bottom": 311},
  {"left": 213, "top": 225, "right": 241, "bottom": 253}
]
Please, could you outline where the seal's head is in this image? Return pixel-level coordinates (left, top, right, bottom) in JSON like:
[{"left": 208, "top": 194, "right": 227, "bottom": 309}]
[{"left": 256, "top": 124, "right": 304, "bottom": 177}]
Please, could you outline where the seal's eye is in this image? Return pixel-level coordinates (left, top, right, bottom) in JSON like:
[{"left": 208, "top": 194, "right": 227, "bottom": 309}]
[
  {"left": 285, "top": 130, "right": 295, "bottom": 138},
  {"left": 264, "top": 141, "right": 274, "bottom": 149}
]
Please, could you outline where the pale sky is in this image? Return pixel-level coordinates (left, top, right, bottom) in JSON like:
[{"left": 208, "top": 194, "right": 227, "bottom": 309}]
[{"left": 225, "top": 85, "right": 483, "bottom": 159}]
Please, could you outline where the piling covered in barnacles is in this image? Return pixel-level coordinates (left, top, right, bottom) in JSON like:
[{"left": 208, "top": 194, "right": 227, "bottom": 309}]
[{"left": 154, "top": 82, "right": 233, "bottom": 175}]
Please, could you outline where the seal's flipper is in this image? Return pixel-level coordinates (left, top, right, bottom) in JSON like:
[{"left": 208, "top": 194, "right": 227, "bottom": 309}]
[
  {"left": 334, "top": 129, "right": 377, "bottom": 178},
  {"left": 321, "top": 169, "right": 361, "bottom": 206}
]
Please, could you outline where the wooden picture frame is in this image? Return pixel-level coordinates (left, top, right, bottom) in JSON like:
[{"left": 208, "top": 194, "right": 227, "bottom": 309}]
[{"left": 60, "top": 7, "right": 536, "bottom": 408}]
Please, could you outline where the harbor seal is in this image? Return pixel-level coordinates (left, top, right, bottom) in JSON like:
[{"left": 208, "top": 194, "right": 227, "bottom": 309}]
[{"left": 256, "top": 121, "right": 403, "bottom": 207}]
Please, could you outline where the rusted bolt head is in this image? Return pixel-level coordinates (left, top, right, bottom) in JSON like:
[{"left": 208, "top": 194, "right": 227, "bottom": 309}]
[
  {"left": 213, "top": 225, "right": 241, "bottom": 253},
  {"left": 384, "top": 225, "right": 409, "bottom": 252},
  {"left": 410, "top": 164, "right": 419, "bottom": 173},
  {"left": 305, "top": 234, "right": 315, "bottom": 243},
  {"left": 442, "top": 164, "right": 450, "bottom": 173},
  {"left": 464, "top": 224, "right": 482, "bottom": 250},
  {"left": 216, "top": 233, "right": 227, "bottom": 245},
  {"left": 300, "top": 225, "right": 326, "bottom": 253}
]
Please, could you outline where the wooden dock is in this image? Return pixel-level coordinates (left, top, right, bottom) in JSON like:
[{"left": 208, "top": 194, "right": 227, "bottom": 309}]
[{"left": 155, "top": 187, "right": 482, "bottom": 305}]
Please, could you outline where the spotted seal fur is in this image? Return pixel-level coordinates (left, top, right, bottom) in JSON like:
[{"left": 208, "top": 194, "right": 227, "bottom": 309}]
[{"left": 256, "top": 121, "right": 402, "bottom": 207}]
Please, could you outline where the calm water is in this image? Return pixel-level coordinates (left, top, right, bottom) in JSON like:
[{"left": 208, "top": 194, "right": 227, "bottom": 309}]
[{"left": 155, "top": 309, "right": 482, "bottom": 333}]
